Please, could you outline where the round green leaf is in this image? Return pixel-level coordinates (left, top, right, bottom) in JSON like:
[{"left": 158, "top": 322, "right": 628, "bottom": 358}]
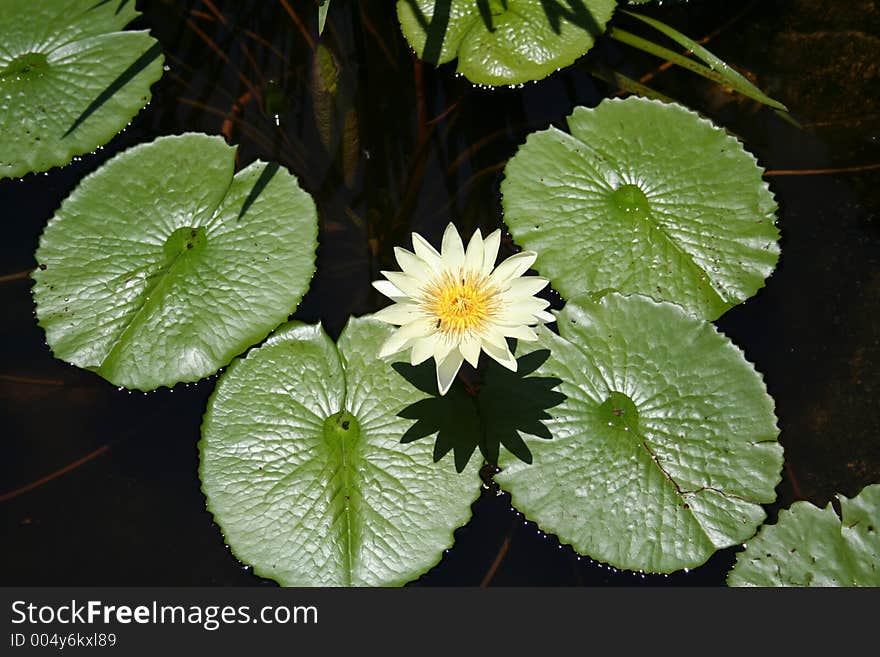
[
  {"left": 199, "top": 317, "right": 482, "bottom": 586},
  {"left": 32, "top": 133, "right": 318, "bottom": 390},
  {"left": 728, "top": 484, "right": 880, "bottom": 586},
  {"left": 396, "top": 0, "right": 617, "bottom": 86},
  {"left": 496, "top": 293, "right": 783, "bottom": 573},
  {"left": 0, "top": 0, "right": 164, "bottom": 179},
  {"left": 502, "top": 97, "right": 780, "bottom": 320}
]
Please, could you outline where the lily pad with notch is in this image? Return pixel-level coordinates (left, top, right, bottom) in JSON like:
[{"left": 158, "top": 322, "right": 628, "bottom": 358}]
[
  {"left": 396, "top": 0, "right": 618, "bottom": 86},
  {"left": 0, "top": 0, "right": 164, "bottom": 179},
  {"left": 200, "top": 317, "right": 482, "bottom": 586},
  {"left": 32, "top": 133, "right": 318, "bottom": 390},
  {"left": 502, "top": 97, "right": 780, "bottom": 320},
  {"left": 727, "top": 484, "right": 880, "bottom": 586},
  {"left": 496, "top": 293, "right": 783, "bottom": 573}
]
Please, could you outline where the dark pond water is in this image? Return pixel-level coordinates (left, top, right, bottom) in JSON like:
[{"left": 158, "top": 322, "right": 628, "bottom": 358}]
[{"left": 2, "top": 0, "right": 878, "bottom": 586}]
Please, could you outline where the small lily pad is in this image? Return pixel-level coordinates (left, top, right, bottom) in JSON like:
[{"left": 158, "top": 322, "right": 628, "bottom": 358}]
[
  {"left": 502, "top": 97, "right": 780, "bottom": 320},
  {"left": 0, "top": 0, "right": 164, "bottom": 179},
  {"left": 728, "top": 484, "right": 880, "bottom": 586},
  {"left": 396, "top": 0, "right": 617, "bottom": 86},
  {"left": 200, "top": 317, "right": 482, "bottom": 586},
  {"left": 496, "top": 293, "right": 783, "bottom": 573},
  {"left": 32, "top": 133, "right": 318, "bottom": 390}
]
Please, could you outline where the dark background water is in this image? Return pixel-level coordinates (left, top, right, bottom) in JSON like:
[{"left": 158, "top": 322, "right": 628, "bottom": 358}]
[{"left": 1, "top": 0, "right": 878, "bottom": 586}]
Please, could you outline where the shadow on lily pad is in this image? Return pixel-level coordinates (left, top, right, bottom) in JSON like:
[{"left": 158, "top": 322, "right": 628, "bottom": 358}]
[
  {"left": 400, "top": 0, "right": 603, "bottom": 65},
  {"left": 399, "top": 0, "right": 453, "bottom": 64},
  {"left": 64, "top": 41, "right": 164, "bottom": 138},
  {"left": 393, "top": 349, "right": 566, "bottom": 473},
  {"left": 92, "top": 0, "right": 135, "bottom": 15},
  {"left": 538, "top": 0, "right": 604, "bottom": 35}
]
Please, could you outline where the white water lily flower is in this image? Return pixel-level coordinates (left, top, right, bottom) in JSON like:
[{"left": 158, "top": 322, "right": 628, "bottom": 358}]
[{"left": 372, "top": 223, "right": 554, "bottom": 395}]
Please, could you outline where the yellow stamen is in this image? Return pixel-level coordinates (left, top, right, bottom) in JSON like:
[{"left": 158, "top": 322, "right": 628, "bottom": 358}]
[{"left": 423, "top": 270, "right": 499, "bottom": 337}]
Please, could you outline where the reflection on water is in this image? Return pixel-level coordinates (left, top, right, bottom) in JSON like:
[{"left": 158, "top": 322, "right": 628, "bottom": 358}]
[{"left": 1, "top": 0, "right": 877, "bottom": 586}]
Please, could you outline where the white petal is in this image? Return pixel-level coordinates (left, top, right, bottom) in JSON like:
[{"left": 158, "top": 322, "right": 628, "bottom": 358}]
[
  {"left": 411, "top": 232, "right": 443, "bottom": 273},
  {"left": 498, "top": 312, "right": 538, "bottom": 328},
  {"left": 372, "top": 279, "right": 406, "bottom": 301},
  {"left": 440, "top": 222, "right": 465, "bottom": 271},
  {"left": 496, "top": 297, "right": 550, "bottom": 325},
  {"left": 488, "top": 251, "right": 538, "bottom": 288},
  {"left": 534, "top": 310, "right": 556, "bottom": 324},
  {"left": 521, "top": 296, "right": 551, "bottom": 313},
  {"left": 497, "top": 324, "right": 538, "bottom": 342},
  {"left": 373, "top": 302, "right": 420, "bottom": 325},
  {"left": 481, "top": 229, "right": 501, "bottom": 276},
  {"left": 463, "top": 228, "right": 484, "bottom": 274},
  {"left": 378, "top": 330, "right": 411, "bottom": 359},
  {"left": 482, "top": 340, "right": 518, "bottom": 372},
  {"left": 378, "top": 318, "right": 436, "bottom": 358},
  {"left": 410, "top": 336, "right": 435, "bottom": 365},
  {"left": 480, "top": 325, "right": 509, "bottom": 350},
  {"left": 433, "top": 334, "right": 456, "bottom": 363},
  {"left": 496, "top": 310, "right": 536, "bottom": 326},
  {"left": 504, "top": 276, "right": 549, "bottom": 300},
  {"left": 400, "top": 317, "right": 436, "bottom": 338},
  {"left": 394, "top": 247, "right": 434, "bottom": 281},
  {"left": 436, "top": 351, "right": 464, "bottom": 395},
  {"left": 381, "top": 270, "right": 422, "bottom": 298},
  {"left": 459, "top": 334, "right": 481, "bottom": 368}
]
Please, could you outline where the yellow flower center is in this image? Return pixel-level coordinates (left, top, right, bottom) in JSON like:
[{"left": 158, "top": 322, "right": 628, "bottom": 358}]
[{"left": 424, "top": 270, "right": 499, "bottom": 337}]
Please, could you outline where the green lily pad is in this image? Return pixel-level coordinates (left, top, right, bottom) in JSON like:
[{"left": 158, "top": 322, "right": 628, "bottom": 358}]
[
  {"left": 32, "top": 133, "right": 318, "bottom": 391},
  {"left": 501, "top": 97, "right": 780, "bottom": 320},
  {"left": 0, "top": 0, "right": 164, "bottom": 179},
  {"left": 200, "top": 317, "right": 482, "bottom": 586},
  {"left": 396, "top": 0, "right": 617, "bottom": 86},
  {"left": 728, "top": 484, "right": 880, "bottom": 586},
  {"left": 496, "top": 293, "right": 783, "bottom": 573}
]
